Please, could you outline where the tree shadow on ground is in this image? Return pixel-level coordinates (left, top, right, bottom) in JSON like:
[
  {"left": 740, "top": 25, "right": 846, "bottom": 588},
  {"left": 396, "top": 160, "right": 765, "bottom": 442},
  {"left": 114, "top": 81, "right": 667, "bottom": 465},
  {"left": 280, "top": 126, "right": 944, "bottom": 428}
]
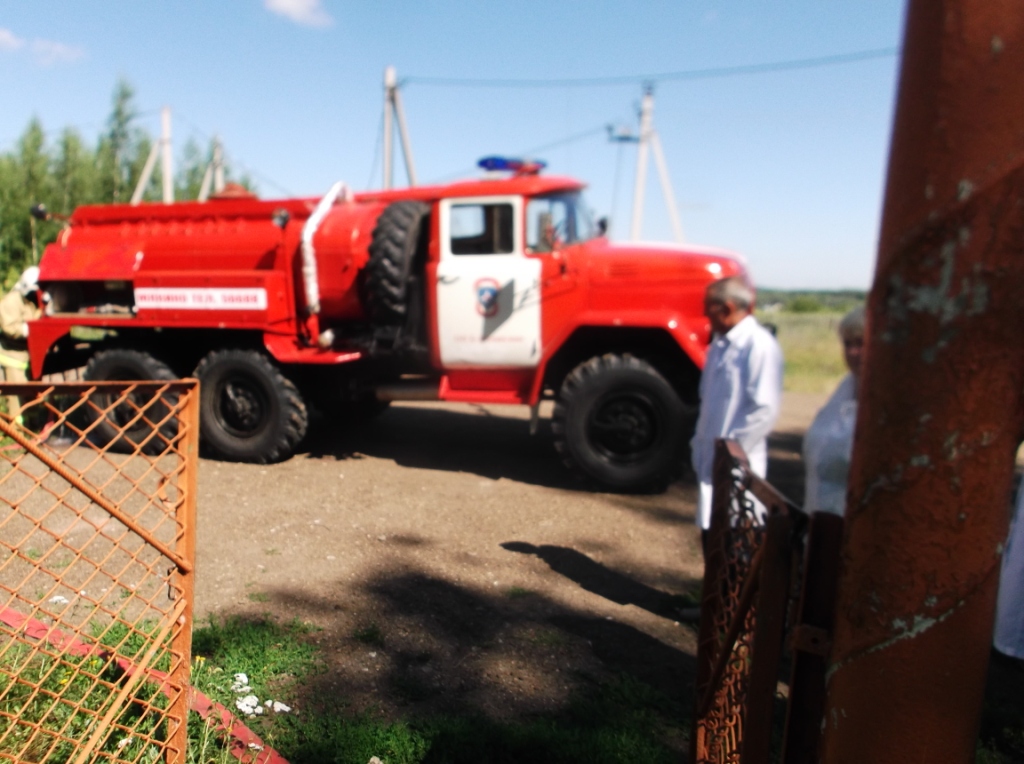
[
  {"left": 301, "top": 407, "right": 585, "bottom": 491},
  {"left": 243, "top": 556, "right": 701, "bottom": 730}
]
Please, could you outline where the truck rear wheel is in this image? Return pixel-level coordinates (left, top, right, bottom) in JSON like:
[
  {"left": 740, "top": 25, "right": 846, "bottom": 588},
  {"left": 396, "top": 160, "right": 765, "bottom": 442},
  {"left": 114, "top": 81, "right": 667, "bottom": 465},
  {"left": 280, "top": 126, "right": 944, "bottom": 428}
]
[
  {"left": 82, "top": 349, "right": 178, "bottom": 455},
  {"left": 361, "top": 200, "right": 430, "bottom": 324},
  {"left": 194, "top": 350, "right": 307, "bottom": 463},
  {"left": 552, "top": 354, "right": 685, "bottom": 492}
]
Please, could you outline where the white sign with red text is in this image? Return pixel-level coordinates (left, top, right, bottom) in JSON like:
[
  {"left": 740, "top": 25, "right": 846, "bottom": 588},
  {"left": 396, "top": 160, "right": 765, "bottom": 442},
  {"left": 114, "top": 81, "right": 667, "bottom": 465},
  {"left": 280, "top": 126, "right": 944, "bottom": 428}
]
[{"left": 134, "top": 287, "right": 268, "bottom": 311}]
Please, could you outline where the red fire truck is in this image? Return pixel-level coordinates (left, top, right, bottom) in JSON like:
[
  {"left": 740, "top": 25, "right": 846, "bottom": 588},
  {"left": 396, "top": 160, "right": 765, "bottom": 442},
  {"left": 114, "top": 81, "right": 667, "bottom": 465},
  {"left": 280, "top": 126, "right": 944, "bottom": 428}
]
[{"left": 30, "top": 157, "right": 746, "bottom": 491}]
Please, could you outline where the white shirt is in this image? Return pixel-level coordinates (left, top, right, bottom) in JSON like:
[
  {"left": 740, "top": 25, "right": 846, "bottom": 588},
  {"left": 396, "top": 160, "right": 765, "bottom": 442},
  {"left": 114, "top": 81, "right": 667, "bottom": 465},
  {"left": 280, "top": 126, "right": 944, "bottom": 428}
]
[
  {"left": 691, "top": 314, "right": 784, "bottom": 529},
  {"left": 995, "top": 483, "right": 1024, "bottom": 658},
  {"left": 802, "top": 374, "right": 858, "bottom": 516}
]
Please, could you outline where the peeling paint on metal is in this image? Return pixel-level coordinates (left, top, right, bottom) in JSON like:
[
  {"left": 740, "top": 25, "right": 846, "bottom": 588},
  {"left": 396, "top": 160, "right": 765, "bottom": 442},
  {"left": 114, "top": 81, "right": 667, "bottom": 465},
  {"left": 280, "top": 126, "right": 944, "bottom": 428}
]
[
  {"left": 909, "top": 454, "right": 932, "bottom": 467},
  {"left": 907, "top": 241, "right": 957, "bottom": 316},
  {"left": 943, "top": 432, "right": 960, "bottom": 461},
  {"left": 826, "top": 601, "right": 964, "bottom": 685},
  {"left": 957, "top": 179, "right": 974, "bottom": 201},
  {"left": 858, "top": 465, "right": 905, "bottom": 509}
]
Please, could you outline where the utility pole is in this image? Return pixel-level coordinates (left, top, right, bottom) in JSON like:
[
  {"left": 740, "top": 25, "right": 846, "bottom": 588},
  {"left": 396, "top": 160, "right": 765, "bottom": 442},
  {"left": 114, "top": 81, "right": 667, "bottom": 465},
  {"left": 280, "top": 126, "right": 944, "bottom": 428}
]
[
  {"left": 198, "top": 137, "right": 226, "bottom": 201},
  {"left": 131, "top": 106, "right": 174, "bottom": 205},
  {"left": 160, "top": 107, "right": 173, "bottom": 203},
  {"left": 628, "top": 85, "right": 684, "bottom": 243},
  {"left": 382, "top": 65, "right": 418, "bottom": 189}
]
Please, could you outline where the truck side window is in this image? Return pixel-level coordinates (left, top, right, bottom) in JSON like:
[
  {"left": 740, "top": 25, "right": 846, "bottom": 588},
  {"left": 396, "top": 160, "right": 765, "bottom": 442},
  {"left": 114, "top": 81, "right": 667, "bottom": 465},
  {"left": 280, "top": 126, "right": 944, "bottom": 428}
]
[{"left": 450, "top": 203, "right": 514, "bottom": 255}]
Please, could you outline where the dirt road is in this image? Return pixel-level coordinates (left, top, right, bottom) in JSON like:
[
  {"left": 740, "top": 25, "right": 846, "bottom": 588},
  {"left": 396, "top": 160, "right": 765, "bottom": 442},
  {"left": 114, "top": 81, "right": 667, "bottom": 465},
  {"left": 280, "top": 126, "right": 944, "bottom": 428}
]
[{"left": 193, "top": 392, "right": 825, "bottom": 718}]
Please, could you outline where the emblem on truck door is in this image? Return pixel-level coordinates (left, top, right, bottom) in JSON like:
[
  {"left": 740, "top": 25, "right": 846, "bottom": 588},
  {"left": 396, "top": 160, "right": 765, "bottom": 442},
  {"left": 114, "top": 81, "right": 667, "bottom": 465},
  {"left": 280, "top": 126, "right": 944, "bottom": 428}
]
[{"left": 474, "top": 278, "right": 501, "bottom": 318}]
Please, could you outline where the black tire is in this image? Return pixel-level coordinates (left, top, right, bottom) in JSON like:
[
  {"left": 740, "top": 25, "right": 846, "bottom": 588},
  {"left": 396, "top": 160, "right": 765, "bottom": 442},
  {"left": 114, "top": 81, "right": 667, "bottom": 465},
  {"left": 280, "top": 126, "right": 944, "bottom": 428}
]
[
  {"left": 552, "top": 354, "right": 686, "bottom": 492},
  {"left": 361, "top": 201, "right": 430, "bottom": 324},
  {"left": 194, "top": 350, "right": 307, "bottom": 463},
  {"left": 82, "top": 349, "right": 178, "bottom": 455}
]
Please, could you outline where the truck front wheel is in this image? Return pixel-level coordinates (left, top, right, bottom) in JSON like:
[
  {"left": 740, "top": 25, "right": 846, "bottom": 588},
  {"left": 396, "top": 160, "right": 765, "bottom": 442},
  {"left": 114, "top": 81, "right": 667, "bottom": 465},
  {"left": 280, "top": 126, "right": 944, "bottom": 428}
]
[
  {"left": 552, "top": 354, "right": 686, "bottom": 492},
  {"left": 194, "top": 350, "right": 308, "bottom": 463}
]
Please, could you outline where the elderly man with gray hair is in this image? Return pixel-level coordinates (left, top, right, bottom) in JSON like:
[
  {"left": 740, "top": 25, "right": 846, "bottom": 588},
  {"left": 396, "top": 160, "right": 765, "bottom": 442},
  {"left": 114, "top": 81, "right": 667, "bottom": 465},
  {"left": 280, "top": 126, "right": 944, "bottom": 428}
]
[{"left": 691, "top": 276, "right": 784, "bottom": 538}]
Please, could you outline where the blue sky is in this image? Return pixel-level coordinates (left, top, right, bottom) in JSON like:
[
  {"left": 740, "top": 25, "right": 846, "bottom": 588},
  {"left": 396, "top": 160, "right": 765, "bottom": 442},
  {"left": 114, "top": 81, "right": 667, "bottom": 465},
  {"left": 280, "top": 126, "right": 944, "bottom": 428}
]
[{"left": 0, "top": 1, "right": 905, "bottom": 289}]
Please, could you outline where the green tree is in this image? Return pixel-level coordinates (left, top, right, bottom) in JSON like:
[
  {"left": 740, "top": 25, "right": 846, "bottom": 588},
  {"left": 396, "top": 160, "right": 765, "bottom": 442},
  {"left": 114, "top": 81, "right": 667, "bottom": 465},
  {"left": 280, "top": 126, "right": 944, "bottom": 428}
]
[
  {"left": 53, "top": 128, "right": 99, "bottom": 213},
  {"left": 175, "top": 137, "right": 208, "bottom": 201},
  {"left": 96, "top": 79, "right": 148, "bottom": 203}
]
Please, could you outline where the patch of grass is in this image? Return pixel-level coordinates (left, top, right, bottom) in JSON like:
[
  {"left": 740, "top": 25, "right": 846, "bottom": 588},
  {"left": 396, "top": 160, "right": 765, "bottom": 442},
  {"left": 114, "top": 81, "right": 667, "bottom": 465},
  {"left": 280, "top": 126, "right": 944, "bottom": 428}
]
[
  {"left": 525, "top": 627, "right": 570, "bottom": 648},
  {"left": 191, "top": 615, "right": 319, "bottom": 691},
  {"left": 247, "top": 592, "right": 270, "bottom": 603},
  {"left": 506, "top": 586, "right": 535, "bottom": 599},
  {"left": 187, "top": 618, "right": 688, "bottom": 763},
  {"left": 762, "top": 311, "right": 850, "bottom": 394},
  {"left": 352, "top": 623, "right": 385, "bottom": 647},
  {"left": 0, "top": 620, "right": 174, "bottom": 763}
]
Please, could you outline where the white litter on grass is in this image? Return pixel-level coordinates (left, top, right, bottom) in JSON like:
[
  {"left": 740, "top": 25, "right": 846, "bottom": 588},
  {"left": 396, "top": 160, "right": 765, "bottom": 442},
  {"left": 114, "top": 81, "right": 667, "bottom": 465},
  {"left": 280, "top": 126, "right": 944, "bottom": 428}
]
[
  {"left": 48, "top": 595, "right": 69, "bottom": 605},
  {"left": 264, "top": 699, "right": 292, "bottom": 713},
  {"left": 235, "top": 695, "right": 263, "bottom": 716},
  {"left": 231, "top": 673, "right": 251, "bottom": 693},
  {"left": 116, "top": 737, "right": 134, "bottom": 750}
]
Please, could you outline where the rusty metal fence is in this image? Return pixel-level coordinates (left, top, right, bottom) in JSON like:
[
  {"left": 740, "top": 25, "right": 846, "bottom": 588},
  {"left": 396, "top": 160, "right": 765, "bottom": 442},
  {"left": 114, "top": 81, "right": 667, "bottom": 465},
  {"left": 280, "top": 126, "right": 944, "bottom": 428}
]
[
  {"left": 691, "top": 439, "right": 845, "bottom": 764},
  {"left": 0, "top": 381, "right": 198, "bottom": 764}
]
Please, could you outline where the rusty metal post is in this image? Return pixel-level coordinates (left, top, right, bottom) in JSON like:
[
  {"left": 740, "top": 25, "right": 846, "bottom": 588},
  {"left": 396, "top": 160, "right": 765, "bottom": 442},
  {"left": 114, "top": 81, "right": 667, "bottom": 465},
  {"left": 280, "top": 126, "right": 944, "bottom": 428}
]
[
  {"left": 167, "top": 382, "right": 200, "bottom": 762},
  {"left": 820, "top": 2, "right": 1024, "bottom": 762},
  {"left": 782, "top": 512, "right": 844, "bottom": 764},
  {"left": 741, "top": 511, "right": 794, "bottom": 764}
]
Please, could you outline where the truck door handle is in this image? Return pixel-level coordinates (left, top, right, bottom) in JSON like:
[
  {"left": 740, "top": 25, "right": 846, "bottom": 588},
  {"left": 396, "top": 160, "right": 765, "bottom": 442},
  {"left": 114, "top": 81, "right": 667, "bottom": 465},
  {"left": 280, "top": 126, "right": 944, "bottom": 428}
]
[{"left": 438, "top": 275, "right": 460, "bottom": 285}]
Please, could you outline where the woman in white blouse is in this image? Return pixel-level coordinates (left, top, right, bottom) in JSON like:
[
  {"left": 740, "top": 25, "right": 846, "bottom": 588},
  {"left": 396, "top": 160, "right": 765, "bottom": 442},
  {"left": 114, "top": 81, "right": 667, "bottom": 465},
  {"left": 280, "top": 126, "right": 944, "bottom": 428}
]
[{"left": 801, "top": 306, "right": 865, "bottom": 516}]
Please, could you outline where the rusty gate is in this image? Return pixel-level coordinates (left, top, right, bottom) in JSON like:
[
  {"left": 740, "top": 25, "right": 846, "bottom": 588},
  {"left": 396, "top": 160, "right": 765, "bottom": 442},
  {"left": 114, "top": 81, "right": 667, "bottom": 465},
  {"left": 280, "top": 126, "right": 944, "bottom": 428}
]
[
  {"left": 692, "top": 439, "right": 845, "bottom": 764},
  {"left": 0, "top": 381, "right": 198, "bottom": 763}
]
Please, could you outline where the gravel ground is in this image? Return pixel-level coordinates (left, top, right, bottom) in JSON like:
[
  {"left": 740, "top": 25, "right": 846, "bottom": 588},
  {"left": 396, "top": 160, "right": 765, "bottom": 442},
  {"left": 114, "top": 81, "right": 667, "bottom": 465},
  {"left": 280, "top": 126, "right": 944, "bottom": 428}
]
[{"left": 192, "top": 392, "right": 825, "bottom": 719}]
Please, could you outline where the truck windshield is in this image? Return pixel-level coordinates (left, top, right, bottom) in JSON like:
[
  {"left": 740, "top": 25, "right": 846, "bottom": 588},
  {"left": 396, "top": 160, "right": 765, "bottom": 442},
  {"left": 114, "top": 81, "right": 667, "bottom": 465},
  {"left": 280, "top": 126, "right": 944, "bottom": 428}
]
[{"left": 526, "top": 192, "right": 595, "bottom": 253}]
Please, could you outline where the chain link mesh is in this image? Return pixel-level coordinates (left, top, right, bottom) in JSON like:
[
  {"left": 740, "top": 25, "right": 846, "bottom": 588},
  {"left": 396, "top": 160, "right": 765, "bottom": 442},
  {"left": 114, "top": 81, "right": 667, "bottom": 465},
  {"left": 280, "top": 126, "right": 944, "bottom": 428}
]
[
  {"left": 0, "top": 381, "right": 198, "bottom": 764},
  {"left": 693, "top": 440, "right": 804, "bottom": 764}
]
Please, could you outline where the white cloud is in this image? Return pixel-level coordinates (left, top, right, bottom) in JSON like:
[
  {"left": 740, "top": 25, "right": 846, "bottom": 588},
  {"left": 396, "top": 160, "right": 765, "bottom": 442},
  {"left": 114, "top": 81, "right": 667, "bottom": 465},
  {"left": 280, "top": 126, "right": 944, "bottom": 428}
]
[
  {"left": 31, "top": 39, "right": 85, "bottom": 66},
  {"left": 0, "top": 27, "right": 84, "bottom": 65},
  {"left": 0, "top": 27, "right": 26, "bottom": 52},
  {"left": 264, "top": 0, "right": 333, "bottom": 28}
]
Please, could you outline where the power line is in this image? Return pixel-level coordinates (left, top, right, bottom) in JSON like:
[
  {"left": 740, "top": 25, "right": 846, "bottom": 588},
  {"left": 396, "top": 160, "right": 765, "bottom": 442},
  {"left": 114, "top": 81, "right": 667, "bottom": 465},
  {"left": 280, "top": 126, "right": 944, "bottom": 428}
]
[
  {"left": 425, "top": 124, "right": 609, "bottom": 184},
  {"left": 174, "top": 113, "right": 294, "bottom": 197},
  {"left": 365, "top": 108, "right": 384, "bottom": 189},
  {"left": 403, "top": 47, "right": 898, "bottom": 89}
]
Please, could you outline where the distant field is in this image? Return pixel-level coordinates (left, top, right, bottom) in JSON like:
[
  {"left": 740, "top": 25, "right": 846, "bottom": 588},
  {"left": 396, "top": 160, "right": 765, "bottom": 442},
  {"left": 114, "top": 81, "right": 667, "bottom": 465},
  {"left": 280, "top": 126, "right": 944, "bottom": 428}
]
[{"left": 761, "top": 311, "right": 848, "bottom": 394}]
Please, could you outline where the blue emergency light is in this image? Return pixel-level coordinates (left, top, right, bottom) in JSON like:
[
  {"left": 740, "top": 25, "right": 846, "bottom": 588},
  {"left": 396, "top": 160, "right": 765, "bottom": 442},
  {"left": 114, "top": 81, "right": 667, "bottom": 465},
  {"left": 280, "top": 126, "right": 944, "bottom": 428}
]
[{"left": 477, "top": 156, "right": 547, "bottom": 175}]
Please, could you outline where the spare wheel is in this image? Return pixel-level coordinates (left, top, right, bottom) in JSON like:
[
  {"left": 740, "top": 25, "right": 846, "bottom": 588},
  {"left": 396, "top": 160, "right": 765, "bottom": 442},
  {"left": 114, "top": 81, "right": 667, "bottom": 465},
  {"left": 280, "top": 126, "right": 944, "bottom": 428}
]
[{"left": 361, "top": 200, "right": 430, "bottom": 324}]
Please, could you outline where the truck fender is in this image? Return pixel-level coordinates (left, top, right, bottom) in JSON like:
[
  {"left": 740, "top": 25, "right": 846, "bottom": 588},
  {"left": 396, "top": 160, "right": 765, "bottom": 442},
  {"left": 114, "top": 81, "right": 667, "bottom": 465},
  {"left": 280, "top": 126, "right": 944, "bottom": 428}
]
[{"left": 527, "top": 314, "right": 708, "bottom": 405}]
